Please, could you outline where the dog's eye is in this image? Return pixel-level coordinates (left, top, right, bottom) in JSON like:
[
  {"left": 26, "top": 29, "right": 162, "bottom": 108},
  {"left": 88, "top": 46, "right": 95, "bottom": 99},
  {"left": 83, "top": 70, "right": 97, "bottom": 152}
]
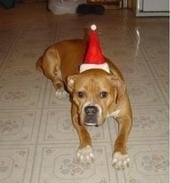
[
  {"left": 77, "top": 91, "right": 85, "bottom": 98},
  {"left": 100, "top": 91, "right": 108, "bottom": 98}
]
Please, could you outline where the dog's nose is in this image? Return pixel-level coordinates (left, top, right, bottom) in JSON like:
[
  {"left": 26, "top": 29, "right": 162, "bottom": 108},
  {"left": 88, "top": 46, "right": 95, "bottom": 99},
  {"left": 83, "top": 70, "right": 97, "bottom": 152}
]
[
  {"left": 85, "top": 106, "right": 98, "bottom": 115},
  {"left": 84, "top": 105, "right": 99, "bottom": 126}
]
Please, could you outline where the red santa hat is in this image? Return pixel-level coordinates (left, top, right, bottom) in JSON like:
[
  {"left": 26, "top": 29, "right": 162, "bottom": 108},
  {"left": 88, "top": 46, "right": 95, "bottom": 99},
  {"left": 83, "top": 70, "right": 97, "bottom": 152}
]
[{"left": 80, "top": 24, "right": 110, "bottom": 73}]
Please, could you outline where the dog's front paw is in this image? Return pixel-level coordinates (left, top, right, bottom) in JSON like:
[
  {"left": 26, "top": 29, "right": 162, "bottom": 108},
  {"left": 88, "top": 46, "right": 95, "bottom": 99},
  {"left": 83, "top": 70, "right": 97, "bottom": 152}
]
[
  {"left": 112, "top": 152, "right": 130, "bottom": 170},
  {"left": 77, "top": 145, "right": 94, "bottom": 164},
  {"left": 55, "top": 88, "right": 68, "bottom": 99}
]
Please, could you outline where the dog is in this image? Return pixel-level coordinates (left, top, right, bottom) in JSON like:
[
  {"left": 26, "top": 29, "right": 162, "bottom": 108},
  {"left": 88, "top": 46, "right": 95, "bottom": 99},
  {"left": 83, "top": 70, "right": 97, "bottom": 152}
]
[{"left": 36, "top": 29, "right": 132, "bottom": 169}]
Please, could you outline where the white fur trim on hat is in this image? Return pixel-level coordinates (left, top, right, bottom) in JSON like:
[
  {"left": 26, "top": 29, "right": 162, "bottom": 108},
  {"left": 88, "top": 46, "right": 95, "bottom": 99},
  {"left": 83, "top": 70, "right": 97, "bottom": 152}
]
[{"left": 80, "top": 62, "right": 110, "bottom": 73}]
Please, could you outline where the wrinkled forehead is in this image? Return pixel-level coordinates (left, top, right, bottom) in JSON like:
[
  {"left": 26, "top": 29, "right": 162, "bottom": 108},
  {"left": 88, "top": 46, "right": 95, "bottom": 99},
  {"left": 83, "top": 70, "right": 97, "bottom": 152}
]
[{"left": 74, "top": 74, "right": 111, "bottom": 91}]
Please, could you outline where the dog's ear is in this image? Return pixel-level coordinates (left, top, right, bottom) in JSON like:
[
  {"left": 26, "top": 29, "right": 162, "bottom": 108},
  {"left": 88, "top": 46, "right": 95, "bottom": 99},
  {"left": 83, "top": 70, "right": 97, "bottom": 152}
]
[
  {"left": 108, "top": 75, "right": 126, "bottom": 103},
  {"left": 66, "top": 74, "right": 78, "bottom": 93}
]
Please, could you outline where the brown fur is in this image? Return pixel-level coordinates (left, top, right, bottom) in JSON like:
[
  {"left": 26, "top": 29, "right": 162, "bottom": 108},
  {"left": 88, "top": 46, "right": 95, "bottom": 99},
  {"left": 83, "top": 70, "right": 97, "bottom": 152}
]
[{"left": 36, "top": 38, "right": 132, "bottom": 164}]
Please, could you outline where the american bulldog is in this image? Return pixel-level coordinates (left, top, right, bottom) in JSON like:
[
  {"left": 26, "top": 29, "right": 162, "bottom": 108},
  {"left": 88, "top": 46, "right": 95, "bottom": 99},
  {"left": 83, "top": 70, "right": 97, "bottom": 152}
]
[{"left": 36, "top": 27, "right": 132, "bottom": 169}]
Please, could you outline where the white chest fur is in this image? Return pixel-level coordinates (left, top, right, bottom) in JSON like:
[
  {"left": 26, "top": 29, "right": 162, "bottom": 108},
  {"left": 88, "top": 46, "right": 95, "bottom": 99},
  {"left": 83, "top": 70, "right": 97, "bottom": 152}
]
[{"left": 107, "top": 109, "right": 120, "bottom": 118}]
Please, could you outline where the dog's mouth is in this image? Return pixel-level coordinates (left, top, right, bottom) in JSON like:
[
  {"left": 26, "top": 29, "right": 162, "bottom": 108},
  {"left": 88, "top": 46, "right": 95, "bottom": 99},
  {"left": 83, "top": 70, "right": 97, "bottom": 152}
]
[{"left": 84, "top": 114, "right": 98, "bottom": 127}]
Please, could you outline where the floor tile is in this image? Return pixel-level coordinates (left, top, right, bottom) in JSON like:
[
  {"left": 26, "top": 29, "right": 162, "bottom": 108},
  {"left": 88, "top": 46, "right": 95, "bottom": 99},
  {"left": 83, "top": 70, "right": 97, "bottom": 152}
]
[
  {"left": 148, "top": 58, "right": 169, "bottom": 80},
  {"left": 117, "top": 57, "right": 153, "bottom": 81},
  {"left": 126, "top": 143, "right": 169, "bottom": 183},
  {"left": 32, "top": 144, "right": 113, "bottom": 183},
  {"left": 156, "top": 79, "right": 169, "bottom": 104},
  {"left": 0, "top": 65, "right": 42, "bottom": 82},
  {"left": 0, "top": 110, "right": 41, "bottom": 145},
  {"left": 0, "top": 80, "right": 46, "bottom": 110},
  {"left": 127, "top": 78, "right": 166, "bottom": 106},
  {"left": 0, "top": 145, "right": 35, "bottom": 183},
  {"left": 129, "top": 105, "right": 168, "bottom": 143}
]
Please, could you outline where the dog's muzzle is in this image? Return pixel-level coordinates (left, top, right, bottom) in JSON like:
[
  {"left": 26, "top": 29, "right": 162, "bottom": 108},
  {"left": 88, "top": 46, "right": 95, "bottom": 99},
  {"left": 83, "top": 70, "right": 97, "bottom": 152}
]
[{"left": 84, "top": 105, "right": 99, "bottom": 127}]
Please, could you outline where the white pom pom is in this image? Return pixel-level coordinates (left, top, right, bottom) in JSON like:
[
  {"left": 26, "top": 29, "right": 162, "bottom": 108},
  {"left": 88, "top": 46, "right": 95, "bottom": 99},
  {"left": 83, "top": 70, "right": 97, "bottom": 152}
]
[{"left": 91, "top": 24, "right": 97, "bottom": 31}]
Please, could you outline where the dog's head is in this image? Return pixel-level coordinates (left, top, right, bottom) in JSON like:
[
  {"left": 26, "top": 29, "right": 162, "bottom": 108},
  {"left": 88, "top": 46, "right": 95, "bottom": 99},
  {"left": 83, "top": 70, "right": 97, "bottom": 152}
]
[{"left": 67, "top": 69, "right": 125, "bottom": 127}]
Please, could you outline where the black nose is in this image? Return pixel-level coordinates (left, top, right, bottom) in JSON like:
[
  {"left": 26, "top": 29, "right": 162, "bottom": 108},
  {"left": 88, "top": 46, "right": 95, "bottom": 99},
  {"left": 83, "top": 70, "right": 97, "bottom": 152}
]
[
  {"left": 84, "top": 105, "right": 99, "bottom": 126},
  {"left": 84, "top": 106, "right": 98, "bottom": 115}
]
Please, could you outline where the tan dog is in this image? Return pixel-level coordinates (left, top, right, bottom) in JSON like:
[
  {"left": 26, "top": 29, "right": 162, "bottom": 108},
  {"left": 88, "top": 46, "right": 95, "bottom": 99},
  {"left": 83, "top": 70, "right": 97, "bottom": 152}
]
[{"left": 36, "top": 35, "right": 132, "bottom": 169}]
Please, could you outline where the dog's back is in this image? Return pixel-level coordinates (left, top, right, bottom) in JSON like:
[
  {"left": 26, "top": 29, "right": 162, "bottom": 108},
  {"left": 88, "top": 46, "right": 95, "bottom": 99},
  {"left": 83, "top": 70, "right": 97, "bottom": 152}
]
[
  {"left": 36, "top": 39, "right": 87, "bottom": 90},
  {"left": 56, "top": 39, "right": 87, "bottom": 81}
]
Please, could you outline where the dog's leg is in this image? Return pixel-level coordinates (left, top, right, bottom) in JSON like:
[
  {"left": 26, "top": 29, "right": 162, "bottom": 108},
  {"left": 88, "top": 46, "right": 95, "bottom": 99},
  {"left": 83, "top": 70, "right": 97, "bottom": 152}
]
[
  {"left": 52, "top": 79, "right": 67, "bottom": 99},
  {"left": 112, "top": 111, "right": 132, "bottom": 169},
  {"left": 71, "top": 104, "right": 94, "bottom": 164},
  {"left": 43, "top": 66, "right": 67, "bottom": 99},
  {"left": 37, "top": 48, "right": 67, "bottom": 98},
  {"left": 52, "top": 66, "right": 67, "bottom": 98}
]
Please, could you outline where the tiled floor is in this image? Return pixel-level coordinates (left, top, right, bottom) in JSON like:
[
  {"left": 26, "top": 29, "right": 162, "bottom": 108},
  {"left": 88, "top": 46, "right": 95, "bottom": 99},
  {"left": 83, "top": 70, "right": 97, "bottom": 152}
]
[{"left": 0, "top": 3, "right": 169, "bottom": 183}]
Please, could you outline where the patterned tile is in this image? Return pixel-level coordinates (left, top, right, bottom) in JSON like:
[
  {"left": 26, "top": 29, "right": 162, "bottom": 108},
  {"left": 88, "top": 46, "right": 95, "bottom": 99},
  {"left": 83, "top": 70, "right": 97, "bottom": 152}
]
[
  {"left": 126, "top": 143, "right": 169, "bottom": 183},
  {"left": 117, "top": 57, "right": 153, "bottom": 81},
  {"left": 129, "top": 105, "right": 168, "bottom": 142},
  {"left": 0, "top": 80, "right": 45, "bottom": 110},
  {"left": 32, "top": 144, "right": 113, "bottom": 183},
  {"left": 3, "top": 47, "right": 44, "bottom": 67},
  {"left": 156, "top": 79, "right": 169, "bottom": 104},
  {"left": 106, "top": 44, "right": 143, "bottom": 61},
  {"left": 0, "top": 65, "right": 42, "bottom": 82},
  {"left": 127, "top": 79, "right": 166, "bottom": 106},
  {"left": 0, "top": 146, "right": 35, "bottom": 183},
  {"left": 56, "top": 21, "right": 85, "bottom": 41},
  {"left": 0, "top": 110, "right": 41, "bottom": 145},
  {"left": 142, "top": 43, "right": 169, "bottom": 60},
  {"left": 0, "top": 30, "right": 17, "bottom": 66},
  {"left": 15, "top": 34, "right": 53, "bottom": 51},
  {"left": 148, "top": 59, "right": 169, "bottom": 80}
]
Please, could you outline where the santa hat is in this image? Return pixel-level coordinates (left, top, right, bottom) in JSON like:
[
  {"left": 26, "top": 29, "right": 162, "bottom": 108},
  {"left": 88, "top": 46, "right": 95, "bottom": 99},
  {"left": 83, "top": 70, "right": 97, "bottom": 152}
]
[{"left": 80, "top": 24, "right": 110, "bottom": 73}]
